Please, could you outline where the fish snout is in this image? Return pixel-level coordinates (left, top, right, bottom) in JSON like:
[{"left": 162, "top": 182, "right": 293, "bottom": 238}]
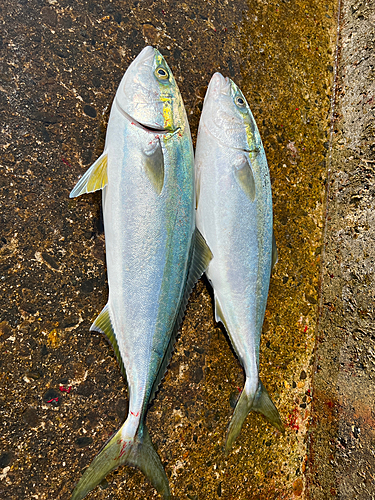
[
  {"left": 135, "top": 45, "right": 156, "bottom": 67},
  {"left": 207, "top": 72, "right": 231, "bottom": 98}
]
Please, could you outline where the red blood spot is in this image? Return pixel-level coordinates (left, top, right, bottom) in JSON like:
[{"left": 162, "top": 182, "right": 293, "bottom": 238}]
[
  {"left": 61, "top": 157, "right": 72, "bottom": 168},
  {"left": 287, "top": 408, "right": 299, "bottom": 430},
  {"left": 304, "top": 325, "right": 308, "bottom": 333},
  {"left": 296, "top": 108, "right": 299, "bottom": 111},
  {"left": 161, "top": 9, "right": 166, "bottom": 15},
  {"left": 237, "top": 387, "right": 242, "bottom": 393},
  {"left": 60, "top": 386, "right": 72, "bottom": 394},
  {"left": 130, "top": 411, "right": 140, "bottom": 417},
  {"left": 117, "top": 440, "right": 128, "bottom": 459},
  {"left": 326, "top": 400, "right": 335, "bottom": 408},
  {"left": 47, "top": 397, "right": 59, "bottom": 403}
]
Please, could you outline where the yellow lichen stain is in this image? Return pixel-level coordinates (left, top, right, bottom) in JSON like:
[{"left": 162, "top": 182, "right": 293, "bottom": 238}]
[
  {"left": 293, "top": 477, "right": 304, "bottom": 496},
  {"left": 47, "top": 328, "right": 60, "bottom": 348}
]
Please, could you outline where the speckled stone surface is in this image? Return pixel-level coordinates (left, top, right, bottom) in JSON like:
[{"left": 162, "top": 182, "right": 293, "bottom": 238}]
[
  {"left": 0, "top": 0, "right": 357, "bottom": 498},
  {"left": 307, "top": 0, "right": 375, "bottom": 498}
]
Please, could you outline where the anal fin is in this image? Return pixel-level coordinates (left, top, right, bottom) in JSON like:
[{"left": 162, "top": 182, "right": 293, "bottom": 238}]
[
  {"left": 143, "top": 138, "right": 164, "bottom": 195},
  {"left": 234, "top": 157, "right": 256, "bottom": 202},
  {"left": 90, "top": 303, "right": 126, "bottom": 381}
]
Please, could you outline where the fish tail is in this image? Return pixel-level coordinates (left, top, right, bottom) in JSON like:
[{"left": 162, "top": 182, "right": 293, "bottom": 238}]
[
  {"left": 225, "top": 378, "right": 284, "bottom": 455},
  {"left": 71, "top": 420, "right": 170, "bottom": 500}
]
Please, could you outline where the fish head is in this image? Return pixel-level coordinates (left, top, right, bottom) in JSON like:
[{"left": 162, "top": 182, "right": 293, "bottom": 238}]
[
  {"left": 115, "top": 46, "right": 185, "bottom": 133},
  {"left": 200, "top": 72, "right": 261, "bottom": 152}
]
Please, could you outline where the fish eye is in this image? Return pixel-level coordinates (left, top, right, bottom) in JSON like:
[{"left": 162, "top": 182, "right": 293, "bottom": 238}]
[
  {"left": 155, "top": 67, "right": 169, "bottom": 80},
  {"left": 235, "top": 95, "right": 246, "bottom": 108}
]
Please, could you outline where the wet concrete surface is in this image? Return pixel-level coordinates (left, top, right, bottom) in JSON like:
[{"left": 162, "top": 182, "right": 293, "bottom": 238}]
[{"left": 0, "top": 0, "right": 373, "bottom": 498}]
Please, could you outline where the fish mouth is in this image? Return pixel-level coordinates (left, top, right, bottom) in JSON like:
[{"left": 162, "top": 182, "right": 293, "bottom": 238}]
[
  {"left": 116, "top": 100, "right": 177, "bottom": 135},
  {"left": 205, "top": 72, "right": 231, "bottom": 100}
]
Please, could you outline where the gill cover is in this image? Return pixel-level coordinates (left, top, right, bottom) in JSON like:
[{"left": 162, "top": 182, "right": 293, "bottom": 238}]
[{"left": 200, "top": 72, "right": 261, "bottom": 153}]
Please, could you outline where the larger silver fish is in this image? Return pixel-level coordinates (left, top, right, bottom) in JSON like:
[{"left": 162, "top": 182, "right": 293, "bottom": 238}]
[
  {"left": 69, "top": 46, "right": 211, "bottom": 499},
  {"left": 195, "top": 73, "right": 284, "bottom": 454}
]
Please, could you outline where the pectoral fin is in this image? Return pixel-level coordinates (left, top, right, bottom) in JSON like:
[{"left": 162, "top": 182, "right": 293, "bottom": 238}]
[
  {"left": 144, "top": 139, "right": 164, "bottom": 195},
  {"left": 69, "top": 151, "right": 108, "bottom": 198},
  {"left": 234, "top": 158, "right": 256, "bottom": 202}
]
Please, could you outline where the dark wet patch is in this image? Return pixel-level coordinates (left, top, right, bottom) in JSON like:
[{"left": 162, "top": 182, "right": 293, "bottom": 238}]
[
  {"left": 0, "top": 452, "right": 14, "bottom": 468},
  {"left": 75, "top": 436, "right": 93, "bottom": 448},
  {"left": 22, "top": 407, "right": 40, "bottom": 427},
  {"left": 83, "top": 105, "right": 97, "bottom": 118}
]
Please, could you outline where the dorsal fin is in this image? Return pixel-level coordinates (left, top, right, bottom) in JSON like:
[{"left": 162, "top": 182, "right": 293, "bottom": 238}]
[
  {"left": 90, "top": 303, "right": 126, "bottom": 381},
  {"left": 143, "top": 139, "right": 164, "bottom": 195},
  {"left": 70, "top": 151, "right": 108, "bottom": 198},
  {"left": 234, "top": 158, "right": 256, "bottom": 202},
  {"left": 149, "top": 229, "right": 212, "bottom": 402}
]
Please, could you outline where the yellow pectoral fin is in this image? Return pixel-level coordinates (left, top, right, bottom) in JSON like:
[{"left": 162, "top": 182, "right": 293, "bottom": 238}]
[{"left": 69, "top": 151, "right": 108, "bottom": 198}]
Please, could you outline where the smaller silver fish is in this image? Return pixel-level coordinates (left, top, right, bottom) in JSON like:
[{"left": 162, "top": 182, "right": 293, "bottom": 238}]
[{"left": 195, "top": 73, "right": 284, "bottom": 454}]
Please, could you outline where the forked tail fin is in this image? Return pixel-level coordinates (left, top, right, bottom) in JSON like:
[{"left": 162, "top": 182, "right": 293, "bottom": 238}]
[
  {"left": 71, "top": 423, "right": 170, "bottom": 500},
  {"left": 225, "top": 378, "right": 284, "bottom": 455}
]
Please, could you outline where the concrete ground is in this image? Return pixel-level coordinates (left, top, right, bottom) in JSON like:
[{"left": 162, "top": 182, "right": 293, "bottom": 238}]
[
  {"left": 0, "top": 0, "right": 373, "bottom": 499},
  {"left": 308, "top": 0, "right": 375, "bottom": 498}
]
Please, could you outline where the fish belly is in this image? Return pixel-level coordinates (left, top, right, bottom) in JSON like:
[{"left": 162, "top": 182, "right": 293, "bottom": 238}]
[
  {"left": 104, "top": 107, "right": 194, "bottom": 413},
  {"left": 196, "top": 132, "right": 269, "bottom": 370}
]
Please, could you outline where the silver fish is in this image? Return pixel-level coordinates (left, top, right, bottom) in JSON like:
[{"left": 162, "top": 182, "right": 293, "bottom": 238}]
[
  {"left": 69, "top": 46, "right": 211, "bottom": 499},
  {"left": 195, "top": 73, "right": 283, "bottom": 454}
]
